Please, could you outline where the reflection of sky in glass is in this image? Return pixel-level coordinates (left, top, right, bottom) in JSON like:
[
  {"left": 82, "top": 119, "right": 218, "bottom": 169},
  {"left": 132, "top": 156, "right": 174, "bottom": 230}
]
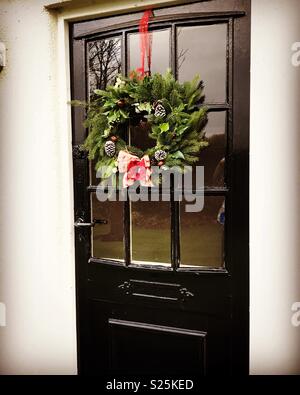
[
  {"left": 128, "top": 29, "right": 170, "bottom": 75},
  {"left": 177, "top": 24, "right": 227, "bottom": 103}
]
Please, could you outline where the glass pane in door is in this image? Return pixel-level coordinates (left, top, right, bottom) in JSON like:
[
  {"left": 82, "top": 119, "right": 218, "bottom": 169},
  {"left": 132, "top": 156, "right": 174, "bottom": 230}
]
[
  {"left": 198, "top": 111, "right": 227, "bottom": 188},
  {"left": 180, "top": 196, "right": 225, "bottom": 267},
  {"left": 87, "top": 37, "right": 122, "bottom": 184},
  {"left": 183, "top": 111, "right": 226, "bottom": 189},
  {"left": 177, "top": 24, "right": 227, "bottom": 103},
  {"left": 128, "top": 29, "right": 170, "bottom": 75},
  {"left": 87, "top": 37, "right": 122, "bottom": 98},
  {"left": 91, "top": 193, "right": 124, "bottom": 261},
  {"left": 131, "top": 199, "right": 171, "bottom": 265}
]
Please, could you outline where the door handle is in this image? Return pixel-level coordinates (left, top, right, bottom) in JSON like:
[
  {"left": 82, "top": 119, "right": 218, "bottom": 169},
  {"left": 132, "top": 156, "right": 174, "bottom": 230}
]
[{"left": 74, "top": 217, "right": 108, "bottom": 228}]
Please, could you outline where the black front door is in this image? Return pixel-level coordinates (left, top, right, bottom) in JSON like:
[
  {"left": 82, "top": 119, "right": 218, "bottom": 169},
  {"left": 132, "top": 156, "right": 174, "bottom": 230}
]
[{"left": 71, "top": 0, "right": 250, "bottom": 376}]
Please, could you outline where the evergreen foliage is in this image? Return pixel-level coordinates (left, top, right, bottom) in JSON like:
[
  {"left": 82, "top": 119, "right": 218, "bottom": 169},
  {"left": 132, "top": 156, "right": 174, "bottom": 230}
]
[{"left": 72, "top": 70, "right": 209, "bottom": 177}]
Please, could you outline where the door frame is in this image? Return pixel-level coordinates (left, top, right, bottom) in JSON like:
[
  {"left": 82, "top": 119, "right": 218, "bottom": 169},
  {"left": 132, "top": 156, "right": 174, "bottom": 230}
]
[{"left": 70, "top": 0, "right": 250, "bottom": 375}]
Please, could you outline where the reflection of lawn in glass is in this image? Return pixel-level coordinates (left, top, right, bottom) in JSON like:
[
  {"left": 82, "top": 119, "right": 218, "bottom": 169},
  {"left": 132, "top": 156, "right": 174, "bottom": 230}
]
[
  {"left": 92, "top": 223, "right": 123, "bottom": 261},
  {"left": 181, "top": 223, "right": 223, "bottom": 267},
  {"left": 93, "top": 223, "right": 223, "bottom": 267},
  {"left": 132, "top": 228, "right": 170, "bottom": 264}
]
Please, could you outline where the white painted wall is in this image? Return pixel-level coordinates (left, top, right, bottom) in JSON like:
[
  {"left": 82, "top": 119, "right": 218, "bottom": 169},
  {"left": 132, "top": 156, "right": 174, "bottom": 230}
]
[
  {"left": 250, "top": 0, "right": 300, "bottom": 375},
  {"left": 0, "top": 0, "right": 299, "bottom": 374},
  {"left": 0, "top": 0, "right": 77, "bottom": 375}
]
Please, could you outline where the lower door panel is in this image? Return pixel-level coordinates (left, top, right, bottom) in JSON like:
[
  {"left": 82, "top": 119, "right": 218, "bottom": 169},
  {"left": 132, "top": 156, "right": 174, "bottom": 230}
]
[{"left": 83, "top": 299, "right": 231, "bottom": 375}]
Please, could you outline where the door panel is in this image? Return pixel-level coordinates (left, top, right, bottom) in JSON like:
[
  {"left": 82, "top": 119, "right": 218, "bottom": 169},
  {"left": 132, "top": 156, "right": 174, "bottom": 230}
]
[
  {"left": 108, "top": 319, "right": 207, "bottom": 375},
  {"left": 86, "top": 299, "right": 231, "bottom": 375},
  {"left": 71, "top": 0, "right": 250, "bottom": 376}
]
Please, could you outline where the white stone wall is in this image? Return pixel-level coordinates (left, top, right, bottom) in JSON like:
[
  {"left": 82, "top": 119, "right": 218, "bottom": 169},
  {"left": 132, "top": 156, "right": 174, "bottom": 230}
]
[{"left": 0, "top": 0, "right": 299, "bottom": 374}]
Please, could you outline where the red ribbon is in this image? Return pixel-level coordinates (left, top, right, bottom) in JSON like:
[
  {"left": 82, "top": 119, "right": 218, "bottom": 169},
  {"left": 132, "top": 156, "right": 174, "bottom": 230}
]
[
  {"left": 136, "top": 9, "right": 153, "bottom": 77},
  {"left": 117, "top": 150, "right": 152, "bottom": 187}
]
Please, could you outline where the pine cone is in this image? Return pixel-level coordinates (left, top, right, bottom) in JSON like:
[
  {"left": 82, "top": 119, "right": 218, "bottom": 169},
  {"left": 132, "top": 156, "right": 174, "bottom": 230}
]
[
  {"left": 154, "top": 103, "right": 166, "bottom": 118},
  {"left": 154, "top": 149, "right": 167, "bottom": 161},
  {"left": 104, "top": 141, "right": 116, "bottom": 157}
]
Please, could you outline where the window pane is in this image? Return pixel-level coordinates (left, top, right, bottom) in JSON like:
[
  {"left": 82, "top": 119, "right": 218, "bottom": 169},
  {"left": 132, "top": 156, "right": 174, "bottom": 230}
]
[
  {"left": 180, "top": 196, "right": 225, "bottom": 268},
  {"left": 185, "top": 111, "right": 226, "bottom": 189},
  {"left": 128, "top": 29, "right": 170, "bottom": 75},
  {"left": 88, "top": 37, "right": 122, "bottom": 185},
  {"left": 88, "top": 37, "right": 122, "bottom": 98},
  {"left": 177, "top": 24, "right": 227, "bottom": 103},
  {"left": 131, "top": 199, "right": 171, "bottom": 265},
  {"left": 91, "top": 193, "right": 124, "bottom": 261},
  {"left": 199, "top": 111, "right": 226, "bottom": 187}
]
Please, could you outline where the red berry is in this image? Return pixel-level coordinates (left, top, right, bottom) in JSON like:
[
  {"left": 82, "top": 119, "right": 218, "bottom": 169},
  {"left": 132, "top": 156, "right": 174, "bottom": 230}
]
[{"left": 117, "top": 99, "right": 126, "bottom": 108}]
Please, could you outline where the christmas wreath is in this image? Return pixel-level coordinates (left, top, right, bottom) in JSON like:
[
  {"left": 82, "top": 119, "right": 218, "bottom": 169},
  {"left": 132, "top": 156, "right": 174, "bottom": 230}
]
[{"left": 77, "top": 70, "right": 208, "bottom": 186}]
